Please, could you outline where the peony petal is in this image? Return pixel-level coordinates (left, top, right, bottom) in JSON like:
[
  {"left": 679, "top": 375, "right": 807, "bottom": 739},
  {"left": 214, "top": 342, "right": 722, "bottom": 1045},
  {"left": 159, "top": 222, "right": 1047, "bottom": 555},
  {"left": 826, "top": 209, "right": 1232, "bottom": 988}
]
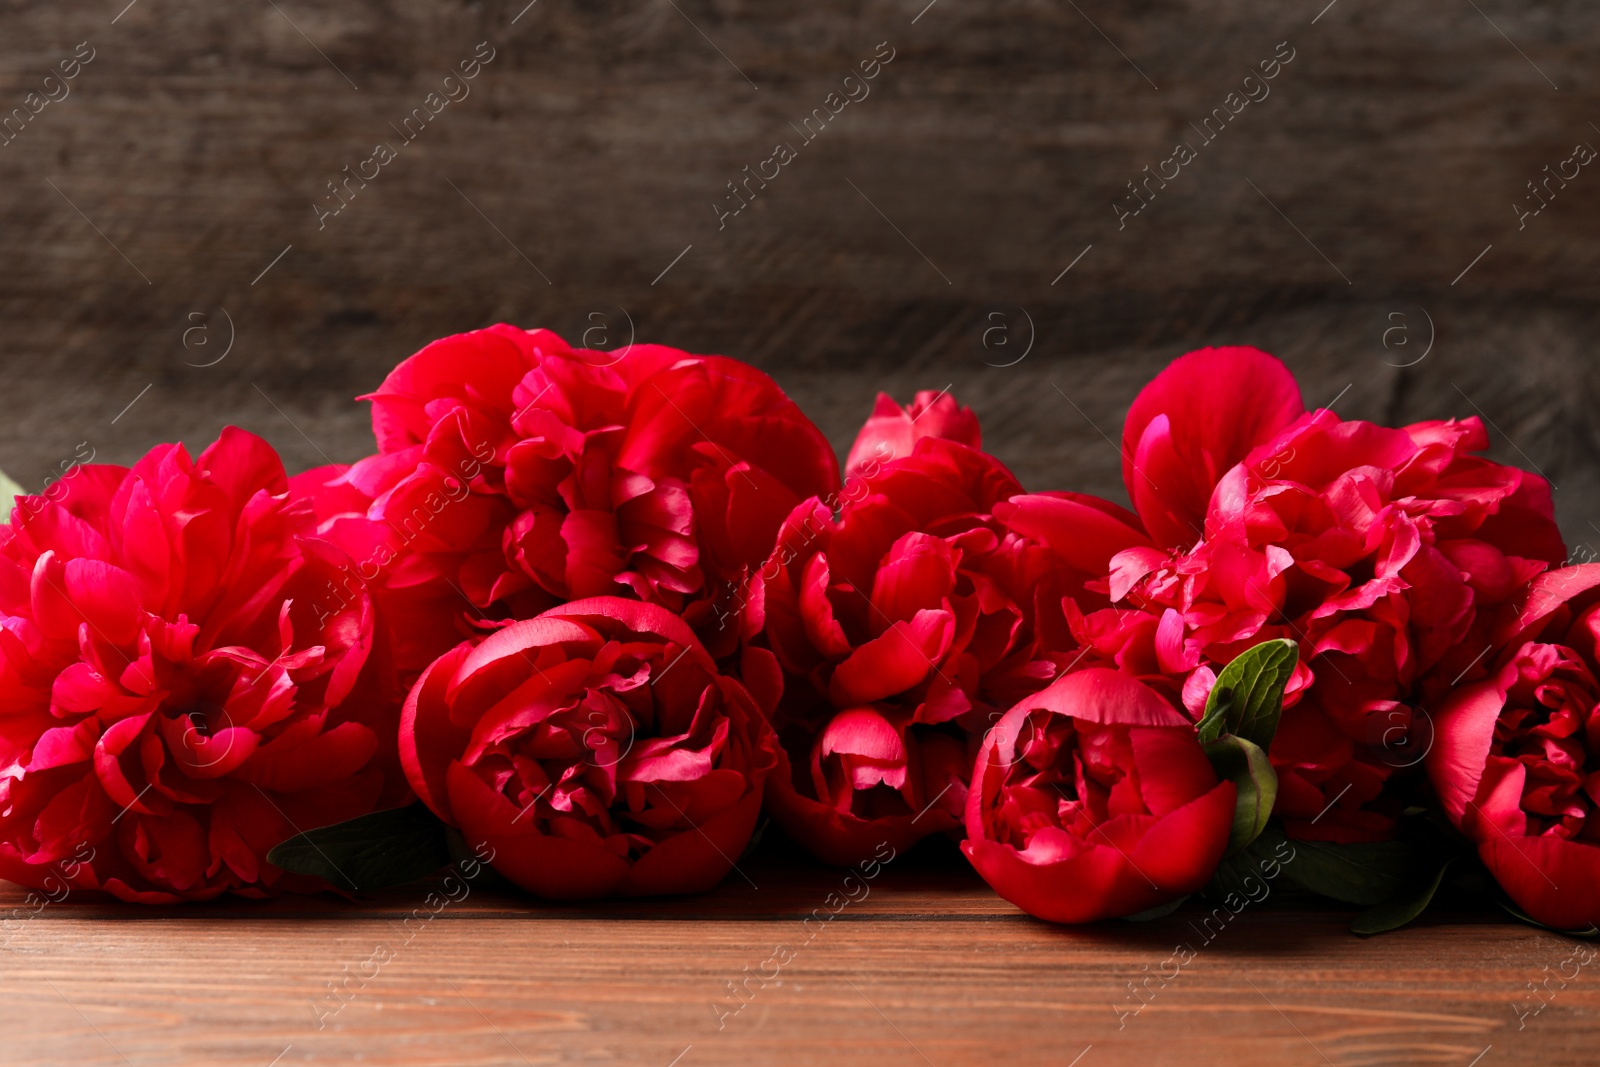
[
  {"left": 995, "top": 493, "right": 1153, "bottom": 576},
  {"left": 843, "top": 390, "right": 981, "bottom": 482},
  {"left": 959, "top": 834, "right": 1149, "bottom": 924},
  {"left": 869, "top": 532, "right": 956, "bottom": 627},
  {"left": 238, "top": 722, "right": 373, "bottom": 792},
  {"left": 799, "top": 553, "right": 853, "bottom": 660},
  {"left": 399, "top": 644, "right": 475, "bottom": 822},
  {"left": 621, "top": 779, "right": 765, "bottom": 896},
  {"left": 542, "top": 596, "right": 706, "bottom": 654},
  {"left": 1425, "top": 677, "right": 1507, "bottom": 828},
  {"left": 1125, "top": 780, "right": 1236, "bottom": 892},
  {"left": 1004, "top": 668, "right": 1190, "bottom": 730},
  {"left": 1121, "top": 347, "right": 1305, "bottom": 549},
  {"left": 827, "top": 612, "right": 951, "bottom": 706},
  {"left": 1479, "top": 834, "right": 1600, "bottom": 931},
  {"left": 62, "top": 559, "right": 144, "bottom": 647},
  {"left": 819, "top": 707, "right": 907, "bottom": 763},
  {"left": 92, "top": 712, "right": 153, "bottom": 811},
  {"left": 1129, "top": 725, "right": 1220, "bottom": 816},
  {"left": 196, "top": 427, "right": 289, "bottom": 511},
  {"left": 1501, "top": 564, "right": 1600, "bottom": 647},
  {"left": 445, "top": 759, "right": 632, "bottom": 900},
  {"left": 765, "top": 744, "right": 952, "bottom": 867},
  {"left": 29, "top": 775, "right": 115, "bottom": 865},
  {"left": 28, "top": 718, "right": 101, "bottom": 772}
]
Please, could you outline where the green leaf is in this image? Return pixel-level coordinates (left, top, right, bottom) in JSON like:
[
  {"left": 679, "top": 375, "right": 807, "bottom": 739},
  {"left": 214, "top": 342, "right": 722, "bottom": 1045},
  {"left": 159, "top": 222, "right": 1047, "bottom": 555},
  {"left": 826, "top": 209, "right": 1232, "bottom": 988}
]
[
  {"left": 1202, "top": 734, "right": 1278, "bottom": 855},
  {"left": 0, "top": 469, "right": 24, "bottom": 526},
  {"left": 267, "top": 802, "right": 451, "bottom": 891},
  {"left": 1205, "top": 848, "right": 1262, "bottom": 901},
  {"left": 1196, "top": 639, "right": 1299, "bottom": 748},
  {"left": 1258, "top": 825, "right": 1424, "bottom": 906},
  {"left": 1121, "top": 895, "right": 1189, "bottom": 922},
  {"left": 1201, "top": 830, "right": 1301, "bottom": 904},
  {"left": 1351, "top": 858, "right": 1453, "bottom": 936}
]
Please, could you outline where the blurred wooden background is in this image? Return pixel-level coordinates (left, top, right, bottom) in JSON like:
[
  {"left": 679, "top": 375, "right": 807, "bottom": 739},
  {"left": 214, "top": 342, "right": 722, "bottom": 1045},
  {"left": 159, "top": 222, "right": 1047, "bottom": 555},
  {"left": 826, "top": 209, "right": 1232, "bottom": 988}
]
[{"left": 0, "top": 0, "right": 1596, "bottom": 547}]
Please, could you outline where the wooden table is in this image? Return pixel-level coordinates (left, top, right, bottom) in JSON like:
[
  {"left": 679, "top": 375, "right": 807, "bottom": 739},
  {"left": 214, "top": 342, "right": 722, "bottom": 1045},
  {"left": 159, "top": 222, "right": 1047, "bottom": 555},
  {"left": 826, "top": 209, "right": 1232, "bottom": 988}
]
[{"left": 2, "top": 839, "right": 1591, "bottom": 1067}]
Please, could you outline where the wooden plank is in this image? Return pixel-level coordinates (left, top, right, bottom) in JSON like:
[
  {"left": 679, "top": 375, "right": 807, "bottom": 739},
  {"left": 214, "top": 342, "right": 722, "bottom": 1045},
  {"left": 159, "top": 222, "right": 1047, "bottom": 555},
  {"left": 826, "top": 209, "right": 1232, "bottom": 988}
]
[{"left": 0, "top": 844, "right": 1593, "bottom": 1066}]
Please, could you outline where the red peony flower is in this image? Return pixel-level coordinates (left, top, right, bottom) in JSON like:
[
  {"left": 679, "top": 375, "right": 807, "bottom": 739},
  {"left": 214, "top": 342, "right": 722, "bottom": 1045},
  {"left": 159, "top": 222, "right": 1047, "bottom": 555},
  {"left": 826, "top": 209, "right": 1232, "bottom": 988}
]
[
  {"left": 750, "top": 432, "right": 1148, "bottom": 865},
  {"left": 962, "top": 668, "right": 1235, "bottom": 923},
  {"left": 0, "top": 428, "right": 404, "bottom": 902},
  {"left": 843, "top": 389, "right": 980, "bottom": 482},
  {"left": 400, "top": 596, "right": 778, "bottom": 899},
  {"left": 299, "top": 325, "right": 840, "bottom": 676},
  {"left": 1428, "top": 564, "right": 1600, "bottom": 930},
  {"left": 1102, "top": 348, "right": 1564, "bottom": 843}
]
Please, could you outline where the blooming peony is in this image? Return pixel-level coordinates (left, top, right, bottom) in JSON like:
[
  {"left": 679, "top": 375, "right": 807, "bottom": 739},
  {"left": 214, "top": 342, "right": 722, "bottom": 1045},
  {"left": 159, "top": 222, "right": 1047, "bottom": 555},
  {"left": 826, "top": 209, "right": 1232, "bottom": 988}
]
[
  {"left": 298, "top": 325, "right": 841, "bottom": 676},
  {"left": 0, "top": 429, "right": 404, "bottom": 902},
  {"left": 1100, "top": 347, "right": 1564, "bottom": 841},
  {"left": 751, "top": 430, "right": 1148, "bottom": 865}
]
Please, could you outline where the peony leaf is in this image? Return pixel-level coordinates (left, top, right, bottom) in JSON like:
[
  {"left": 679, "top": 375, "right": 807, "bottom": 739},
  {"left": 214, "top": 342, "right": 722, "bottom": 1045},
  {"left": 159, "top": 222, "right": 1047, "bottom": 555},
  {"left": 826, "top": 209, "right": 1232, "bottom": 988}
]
[
  {"left": 1201, "top": 829, "right": 1299, "bottom": 903},
  {"left": 1257, "top": 825, "right": 1425, "bottom": 906},
  {"left": 1196, "top": 638, "right": 1299, "bottom": 748},
  {"left": 0, "top": 468, "right": 24, "bottom": 526},
  {"left": 1202, "top": 734, "right": 1278, "bottom": 855},
  {"left": 1206, "top": 849, "right": 1266, "bottom": 903},
  {"left": 1351, "top": 858, "right": 1453, "bottom": 936},
  {"left": 1121, "top": 895, "right": 1190, "bottom": 922},
  {"left": 267, "top": 802, "right": 452, "bottom": 891}
]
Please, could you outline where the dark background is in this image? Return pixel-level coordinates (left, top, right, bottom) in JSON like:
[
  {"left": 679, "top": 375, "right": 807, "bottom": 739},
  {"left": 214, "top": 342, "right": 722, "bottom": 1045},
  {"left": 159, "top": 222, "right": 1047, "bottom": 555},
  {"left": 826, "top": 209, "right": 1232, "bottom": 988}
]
[{"left": 1, "top": 0, "right": 1595, "bottom": 549}]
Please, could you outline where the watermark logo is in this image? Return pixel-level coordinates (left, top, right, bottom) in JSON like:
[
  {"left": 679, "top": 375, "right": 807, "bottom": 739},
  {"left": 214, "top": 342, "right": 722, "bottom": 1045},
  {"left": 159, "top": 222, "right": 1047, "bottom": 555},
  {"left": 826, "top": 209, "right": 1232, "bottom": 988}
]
[
  {"left": 981, "top": 307, "right": 1033, "bottom": 368},
  {"left": 1377, "top": 304, "right": 1433, "bottom": 368},
  {"left": 1365, "top": 703, "right": 1434, "bottom": 769},
  {"left": 576, "top": 308, "right": 635, "bottom": 366},
  {"left": 181, "top": 308, "right": 235, "bottom": 367}
]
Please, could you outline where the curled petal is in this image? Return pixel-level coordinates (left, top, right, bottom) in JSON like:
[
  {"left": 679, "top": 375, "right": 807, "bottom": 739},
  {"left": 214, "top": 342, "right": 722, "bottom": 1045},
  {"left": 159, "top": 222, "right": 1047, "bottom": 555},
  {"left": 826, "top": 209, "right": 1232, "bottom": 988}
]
[{"left": 1120, "top": 347, "right": 1304, "bottom": 548}]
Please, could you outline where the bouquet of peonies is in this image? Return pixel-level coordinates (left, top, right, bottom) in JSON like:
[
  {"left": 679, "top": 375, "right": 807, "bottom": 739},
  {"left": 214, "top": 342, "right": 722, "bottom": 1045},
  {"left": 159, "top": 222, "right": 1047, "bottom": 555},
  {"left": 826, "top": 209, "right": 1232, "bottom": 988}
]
[{"left": 0, "top": 327, "right": 1590, "bottom": 933}]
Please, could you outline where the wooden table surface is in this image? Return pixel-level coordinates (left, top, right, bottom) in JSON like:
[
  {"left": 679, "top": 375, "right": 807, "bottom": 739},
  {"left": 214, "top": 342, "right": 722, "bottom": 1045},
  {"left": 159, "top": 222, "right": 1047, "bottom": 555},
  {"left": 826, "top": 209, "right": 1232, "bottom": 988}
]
[{"left": 1, "top": 837, "right": 1591, "bottom": 1067}]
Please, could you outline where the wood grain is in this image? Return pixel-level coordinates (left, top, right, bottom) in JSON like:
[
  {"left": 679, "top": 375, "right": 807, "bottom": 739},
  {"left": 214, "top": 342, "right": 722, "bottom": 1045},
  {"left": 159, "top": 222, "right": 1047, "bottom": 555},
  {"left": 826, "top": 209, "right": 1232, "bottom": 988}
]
[{"left": 0, "top": 841, "right": 1593, "bottom": 1067}]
